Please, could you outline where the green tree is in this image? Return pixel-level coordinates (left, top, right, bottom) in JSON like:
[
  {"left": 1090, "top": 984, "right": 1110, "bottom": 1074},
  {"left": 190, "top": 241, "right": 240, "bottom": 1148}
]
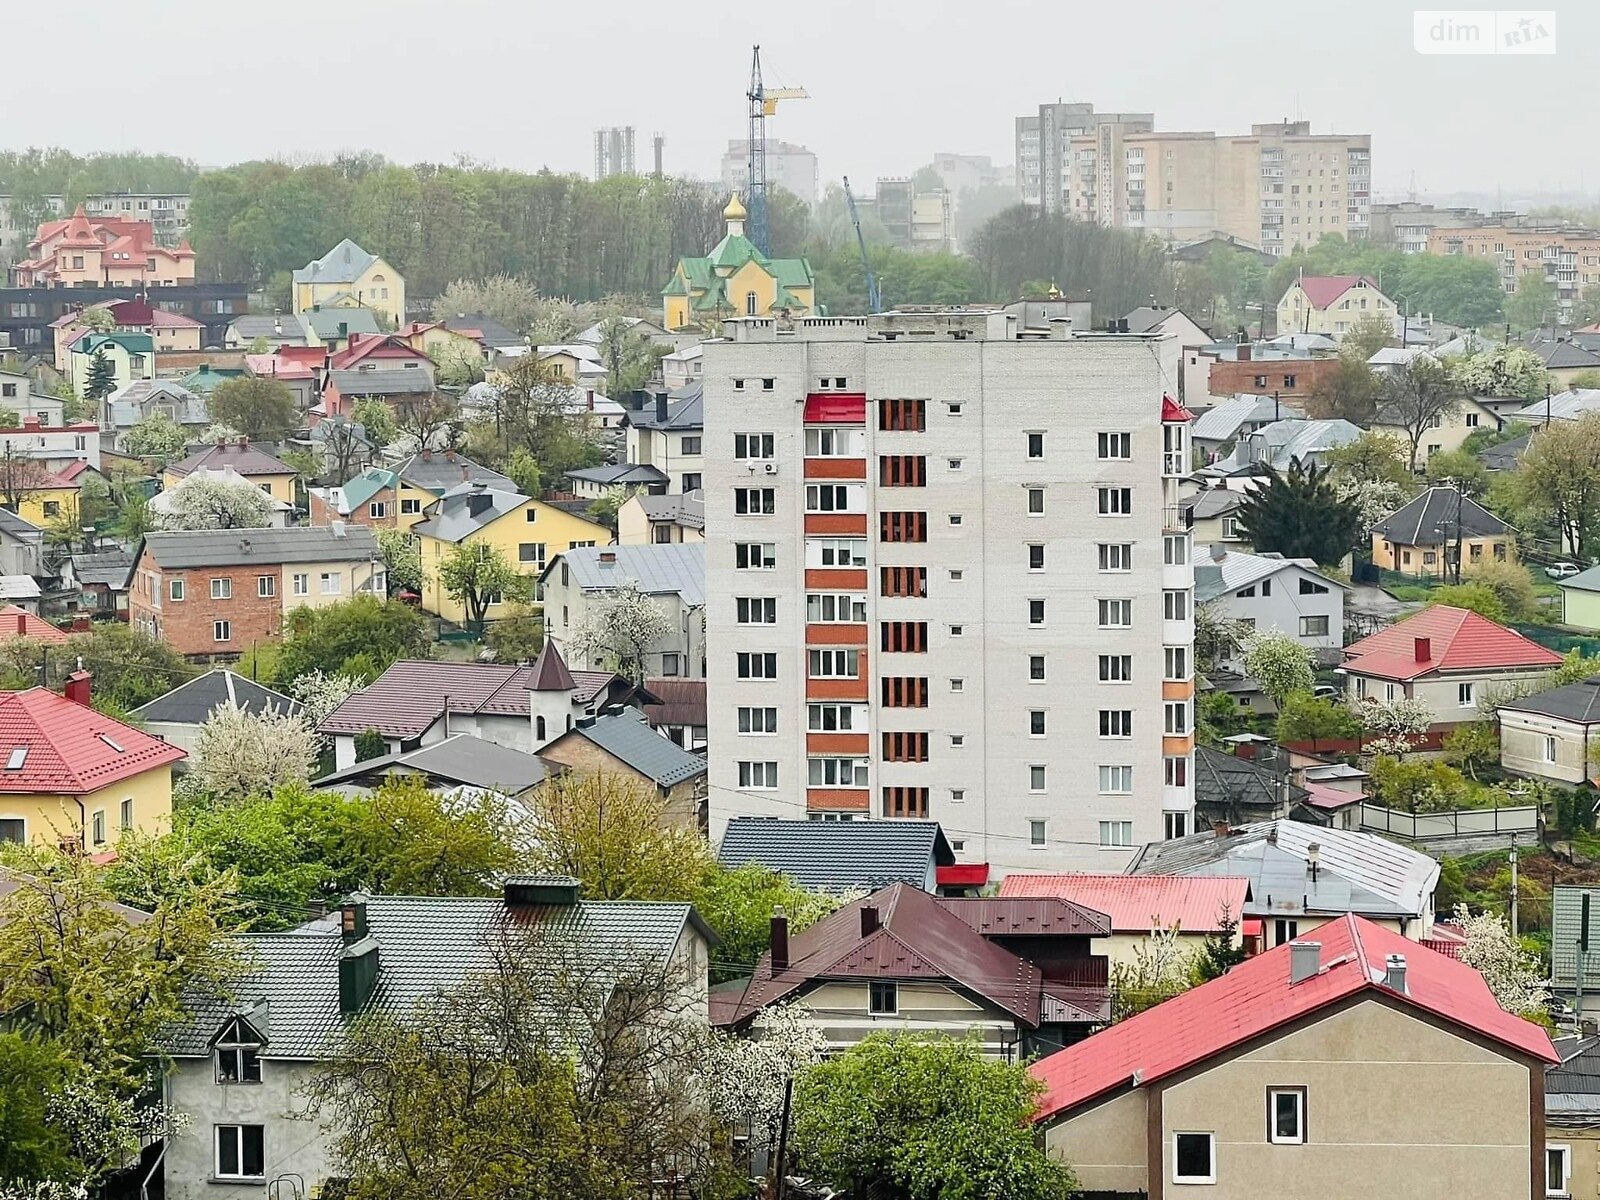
[
  {"left": 791, "top": 1034, "right": 1076, "bottom": 1200},
  {"left": 1379, "top": 356, "right": 1460, "bottom": 471},
  {"left": 352, "top": 397, "right": 399, "bottom": 449},
  {"left": 1453, "top": 346, "right": 1550, "bottom": 401},
  {"left": 1423, "top": 448, "right": 1491, "bottom": 499},
  {"left": 375, "top": 527, "right": 423, "bottom": 595},
  {"left": 65, "top": 623, "right": 196, "bottom": 708},
  {"left": 1443, "top": 721, "right": 1500, "bottom": 781},
  {"left": 1341, "top": 311, "right": 1398, "bottom": 360},
  {"left": 1242, "top": 630, "right": 1316, "bottom": 705},
  {"left": 0, "top": 1032, "right": 75, "bottom": 1182},
  {"left": 1512, "top": 413, "right": 1600, "bottom": 560},
  {"left": 436, "top": 542, "right": 522, "bottom": 635},
  {"left": 83, "top": 349, "right": 116, "bottom": 402},
  {"left": 1325, "top": 430, "right": 1413, "bottom": 489},
  {"left": 207, "top": 375, "right": 298, "bottom": 441},
  {"left": 1507, "top": 271, "right": 1558, "bottom": 331},
  {"left": 339, "top": 776, "right": 526, "bottom": 896},
  {"left": 1233, "top": 460, "right": 1363, "bottom": 565},
  {"left": 1428, "top": 582, "right": 1508, "bottom": 622},
  {"left": 500, "top": 448, "right": 541, "bottom": 496},
  {"left": 123, "top": 411, "right": 189, "bottom": 464},
  {"left": 586, "top": 484, "right": 641, "bottom": 529},
  {"left": 595, "top": 317, "right": 664, "bottom": 395},
  {"left": 354, "top": 728, "right": 388, "bottom": 763},
  {"left": 1276, "top": 693, "right": 1362, "bottom": 745},
  {"left": 694, "top": 864, "right": 845, "bottom": 983},
  {"left": 484, "top": 601, "right": 544, "bottom": 663},
  {"left": 1463, "top": 558, "right": 1539, "bottom": 621},
  {"left": 1193, "top": 911, "right": 1250, "bottom": 982},
  {"left": 274, "top": 594, "right": 431, "bottom": 686}
]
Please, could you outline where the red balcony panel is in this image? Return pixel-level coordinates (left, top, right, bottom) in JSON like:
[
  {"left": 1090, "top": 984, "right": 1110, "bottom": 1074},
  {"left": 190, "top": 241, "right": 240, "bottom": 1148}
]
[
  {"left": 807, "top": 732, "right": 870, "bottom": 755},
  {"left": 805, "top": 568, "right": 868, "bottom": 590},
  {"left": 806, "top": 622, "right": 868, "bottom": 645},
  {"left": 805, "top": 514, "right": 868, "bottom": 536},
  {"left": 804, "top": 457, "right": 867, "bottom": 480},
  {"left": 806, "top": 787, "right": 870, "bottom": 811},
  {"left": 807, "top": 677, "right": 869, "bottom": 701}
]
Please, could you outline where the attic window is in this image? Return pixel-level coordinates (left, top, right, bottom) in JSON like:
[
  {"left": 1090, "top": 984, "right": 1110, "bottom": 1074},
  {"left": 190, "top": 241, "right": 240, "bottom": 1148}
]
[
  {"left": 98, "top": 733, "right": 125, "bottom": 753},
  {"left": 5, "top": 747, "right": 25, "bottom": 770}
]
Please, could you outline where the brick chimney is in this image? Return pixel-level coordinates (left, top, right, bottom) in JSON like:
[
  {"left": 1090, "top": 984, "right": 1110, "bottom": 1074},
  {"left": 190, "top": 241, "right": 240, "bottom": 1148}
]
[
  {"left": 770, "top": 905, "right": 789, "bottom": 971},
  {"left": 1414, "top": 636, "right": 1431, "bottom": 662},
  {"left": 64, "top": 669, "right": 92, "bottom": 707},
  {"left": 1238, "top": 343, "right": 1252, "bottom": 361},
  {"left": 860, "top": 904, "right": 880, "bottom": 936}
]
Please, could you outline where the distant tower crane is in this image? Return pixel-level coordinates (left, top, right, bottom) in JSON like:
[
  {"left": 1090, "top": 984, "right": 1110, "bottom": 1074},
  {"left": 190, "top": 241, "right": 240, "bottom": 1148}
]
[
  {"left": 842, "top": 176, "right": 881, "bottom": 313},
  {"left": 745, "top": 44, "right": 807, "bottom": 256}
]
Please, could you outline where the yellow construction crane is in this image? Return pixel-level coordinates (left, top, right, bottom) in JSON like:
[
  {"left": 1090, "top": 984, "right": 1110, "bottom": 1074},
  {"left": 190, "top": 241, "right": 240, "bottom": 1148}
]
[{"left": 745, "top": 44, "right": 807, "bottom": 254}]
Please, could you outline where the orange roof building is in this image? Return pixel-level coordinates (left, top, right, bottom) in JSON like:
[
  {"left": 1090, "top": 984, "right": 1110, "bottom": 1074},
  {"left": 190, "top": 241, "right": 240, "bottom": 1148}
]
[{"left": 11, "top": 206, "right": 195, "bottom": 289}]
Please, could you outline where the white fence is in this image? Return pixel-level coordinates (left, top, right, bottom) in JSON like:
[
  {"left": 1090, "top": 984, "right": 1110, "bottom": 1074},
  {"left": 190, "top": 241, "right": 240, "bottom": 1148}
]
[{"left": 1358, "top": 802, "right": 1540, "bottom": 841}]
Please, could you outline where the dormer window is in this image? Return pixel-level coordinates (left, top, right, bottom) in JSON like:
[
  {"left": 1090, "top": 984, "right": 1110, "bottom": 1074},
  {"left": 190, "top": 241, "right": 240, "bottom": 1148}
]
[{"left": 215, "top": 1016, "right": 264, "bottom": 1083}]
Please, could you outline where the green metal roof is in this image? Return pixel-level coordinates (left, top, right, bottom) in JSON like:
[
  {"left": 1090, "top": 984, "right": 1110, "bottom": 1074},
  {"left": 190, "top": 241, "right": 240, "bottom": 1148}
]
[
  {"left": 770, "top": 257, "right": 815, "bottom": 289},
  {"left": 708, "top": 233, "right": 764, "bottom": 271},
  {"left": 80, "top": 332, "right": 154, "bottom": 354},
  {"left": 678, "top": 257, "right": 715, "bottom": 290},
  {"left": 340, "top": 468, "right": 398, "bottom": 511}
]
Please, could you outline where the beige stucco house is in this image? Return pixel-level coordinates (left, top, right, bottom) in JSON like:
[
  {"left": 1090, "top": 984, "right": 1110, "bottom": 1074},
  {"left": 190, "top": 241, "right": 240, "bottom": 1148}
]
[
  {"left": 1497, "top": 676, "right": 1600, "bottom": 788},
  {"left": 292, "top": 239, "right": 405, "bottom": 328},
  {"left": 1276, "top": 274, "right": 1396, "bottom": 339},
  {"left": 1371, "top": 487, "right": 1515, "bottom": 578},
  {"left": 1371, "top": 394, "right": 1503, "bottom": 463}
]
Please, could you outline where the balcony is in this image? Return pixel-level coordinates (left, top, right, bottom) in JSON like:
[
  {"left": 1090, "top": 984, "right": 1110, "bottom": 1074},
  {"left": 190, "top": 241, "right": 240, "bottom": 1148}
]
[{"left": 1162, "top": 451, "right": 1187, "bottom": 477}]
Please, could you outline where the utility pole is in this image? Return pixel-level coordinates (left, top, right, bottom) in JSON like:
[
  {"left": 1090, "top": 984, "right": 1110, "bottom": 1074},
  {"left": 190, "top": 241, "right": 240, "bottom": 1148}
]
[
  {"left": 770, "top": 1076, "right": 794, "bottom": 1200},
  {"left": 1579, "top": 892, "right": 1591, "bottom": 1019},
  {"left": 1509, "top": 843, "right": 1519, "bottom": 934}
]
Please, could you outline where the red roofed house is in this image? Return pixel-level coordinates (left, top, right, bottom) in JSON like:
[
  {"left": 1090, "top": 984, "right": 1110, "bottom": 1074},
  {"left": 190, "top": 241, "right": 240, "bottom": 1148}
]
[
  {"left": 1276, "top": 273, "right": 1397, "bottom": 339},
  {"left": 1341, "top": 605, "right": 1562, "bottom": 732},
  {"left": 998, "top": 873, "right": 1251, "bottom": 965},
  {"left": 318, "top": 333, "right": 436, "bottom": 419},
  {"left": 51, "top": 299, "right": 204, "bottom": 369},
  {"left": 712, "top": 882, "right": 1114, "bottom": 1056},
  {"left": 0, "top": 682, "right": 183, "bottom": 852},
  {"left": 0, "top": 605, "right": 68, "bottom": 644},
  {"left": 1031, "top": 913, "right": 1558, "bottom": 1198},
  {"left": 10, "top": 206, "right": 195, "bottom": 289}
]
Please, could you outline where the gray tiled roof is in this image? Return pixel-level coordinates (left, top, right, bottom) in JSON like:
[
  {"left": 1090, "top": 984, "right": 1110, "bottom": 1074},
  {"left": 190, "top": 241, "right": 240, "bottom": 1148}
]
[
  {"left": 1190, "top": 395, "right": 1306, "bottom": 443},
  {"left": 1192, "top": 546, "right": 1343, "bottom": 603},
  {"left": 0, "top": 508, "right": 41, "bottom": 543},
  {"left": 635, "top": 492, "right": 705, "bottom": 530},
  {"left": 107, "top": 379, "right": 209, "bottom": 428},
  {"left": 718, "top": 817, "right": 953, "bottom": 890},
  {"left": 1372, "top": 486, "right": 1508, "bottom": 545},
  {"left": 69, "top": 549, "right": 134, "bottom": 588},
  {"left": 409, "top": 483, "right": 527, "bottom": 542},
  {"left": 545, "top": 543, "right": 704, "bottom": 606},
  {"left": 442, "top": 313, "right": 522, "bottom": 349},
  {"left": 394, "top": 451, "right": 515, "bottom": 494},
  {"left": 1509, "top": 389, "right": 1600, "bottom": 423},
  {"left": 1182, "top": 488, "right": 1245, "bottom": 520},
  {"left": 137, "top": 525, "right": 380, "bottom": 569},
  {"left": 1499, "top": 677, "right": 1600, "bottom": 723},
  {"left": 561, "top": 709, "right": 705, "bottom": 787},
  {"left": 301, "top": 307, "right": 382, "bottom": 341},
  {"left": 168, "top": 928, "right": 344, "bottom": 1058},
  {"left": 1193, "top": 745, "right": 1308, "bottom": 814},
  {"left": 293, "top": 239, "right": 378, "bottom": 286},
  {"left": 329, "top": 368, "right": 436, "bottom": 397},
  {"left": 566, "top": 464, "right": 670, "bottom": 488},
  {"left": 313, "top": 733, "right": 554, "bottom": 793},
  {"left": 131, "top": 669, "right": 301, "bottom": 725},
  {"left": 626, "top": 390, "right": 703, "bottom": 431},
  {"left": 1478, "top": 433, "right": 1530, "bottom": 471},
  {"left": 227, "top": 314, "right": 308, "bottom": 343}
]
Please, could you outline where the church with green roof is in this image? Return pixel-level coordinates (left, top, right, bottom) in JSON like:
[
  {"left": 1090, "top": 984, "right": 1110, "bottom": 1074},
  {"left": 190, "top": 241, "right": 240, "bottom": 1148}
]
[{"left": 662, "top": 194, "right": 816, "bottom": 331}]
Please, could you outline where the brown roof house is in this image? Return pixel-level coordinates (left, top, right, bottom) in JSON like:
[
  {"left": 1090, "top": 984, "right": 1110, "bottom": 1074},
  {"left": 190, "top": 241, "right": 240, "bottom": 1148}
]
[{"left": 712, "top": 882, "right": 1113, "bottom": 1056}]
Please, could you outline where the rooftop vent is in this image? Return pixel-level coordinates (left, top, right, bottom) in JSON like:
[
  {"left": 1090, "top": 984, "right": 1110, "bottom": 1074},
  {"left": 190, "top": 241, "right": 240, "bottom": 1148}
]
[{"left": 1289, "top": 940, "right": 1321, "bottom": 985}]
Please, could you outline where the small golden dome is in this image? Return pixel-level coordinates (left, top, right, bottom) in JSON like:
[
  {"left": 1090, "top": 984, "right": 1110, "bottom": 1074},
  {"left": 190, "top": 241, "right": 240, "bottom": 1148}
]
[{"left": 724, "top": 193, "right": 748, "bottom": 221}]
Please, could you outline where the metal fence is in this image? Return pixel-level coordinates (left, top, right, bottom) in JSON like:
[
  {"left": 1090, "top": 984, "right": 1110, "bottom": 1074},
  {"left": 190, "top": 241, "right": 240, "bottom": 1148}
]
[{"left": 1357, "top": 802, "right": 1539, "bottom": 841}]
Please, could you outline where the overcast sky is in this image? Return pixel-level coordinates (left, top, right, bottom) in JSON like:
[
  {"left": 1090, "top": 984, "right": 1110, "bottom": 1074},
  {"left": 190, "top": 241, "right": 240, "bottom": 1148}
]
[{"left": 10, "top": 0, "right": 1592, "bottom": 202}]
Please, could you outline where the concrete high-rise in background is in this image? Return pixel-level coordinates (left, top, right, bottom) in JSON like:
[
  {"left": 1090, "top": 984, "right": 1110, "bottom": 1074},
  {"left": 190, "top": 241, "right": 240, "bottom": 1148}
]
[
  {"left": 720, "top": 139, "right": 819, "bottom": 207},
  {"left": 1016, "top": 104, "right": 1372, "bottom": 256},
  {"left": 594, "top": 126, "right": 636, "bottom": 180},
  {"left": 703, "top": 310, "right": 1196, "bottom": 876},
  {"left": 1430, "top": 221, "right": 1600, "bottom": 322}
]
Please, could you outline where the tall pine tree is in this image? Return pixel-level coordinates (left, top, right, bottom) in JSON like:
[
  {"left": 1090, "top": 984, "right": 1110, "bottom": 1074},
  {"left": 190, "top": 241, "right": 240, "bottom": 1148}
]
[{"left": 84, "top": 348, "right": 117, "bottom": 401}]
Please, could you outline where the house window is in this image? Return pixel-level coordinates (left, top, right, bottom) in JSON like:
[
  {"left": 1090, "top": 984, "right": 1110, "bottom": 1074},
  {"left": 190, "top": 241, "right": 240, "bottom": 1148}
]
[
  {"left": 120, "top": 798, "right": 133, "bottom": 829},
  {"left": 1100, "top": 765, "right": 1133, "bottom": 794},
  {"left": 737, "top": 761, "right": 779, "bottom": 789},
  {"left": 1100, "top": 654, "right": 1133, "bottom": 682},
  {"left": 258, "top": 575, "right": 275, "bottom": 598},
  {"left": 1275, "top": 918, "right": 1299, "bottom": 945},
  {"left": 1299, "top": 578, "right": 1329, "bottom": 595},
  {"left": 1029, "top": 819, "right": 1047, "bottom": 847},
  {"left": 210, "top": 577, "right": 231, "bottom": 600},
  {"left": 1098, "top": 543, "right": 1132, "bottom": 571},
  {"left": 401, "top": 498, "right": 421, "bottom": 514},
  {"left": 1028, "top": 599, "right": 1046, "bottom": 626},
  {"left": 1099, "top": 820, "right": 1134, "bottom": 848},
  {"left": 735, "top": 432, "right": 775, "bottom": 460},
  {"left": 1097, "top": 431, "right": 1131, "bottom": 459},
  {"left": 1221, "top": 516, "right": 1240, "bottom": 539},
  {"left": 1165, "top": 701, "right": 1190, "bottom": 735},
  {"left": 293, "top": 573, "right": 308, "bottom": 595},
  {"left": 807, "top": 483, "right": 855, "bottom": 513},
  {"left": 1097, "top": 486, "right": 1132, "bottom": 515},
  {"left": 1545, "top": 735, "right": 1558, "bottom": 764},
  {"left": 660, "top": 652, "right": 681, "bottom": 676},
  {"left": 807, "top": 593, "right": 866, "bottom": 623},
  {"left": 91, "top": 809, "right": 105, "bottom": 846},
  {"left": 1269, "top": 1089, "right": 1305, "bottom": 1145},
  {"left": 1548, "top": 1145, "right": 1571, "bottom": 1198},
  {"left": 738, "top": 707, "right": 778, "bottom": 734},
  {"left": 369, "top": 501, "right": 387, "bottom": 519},
  {"left": 216, "top": 1039, "right": 263, "bottom": 1085},
  {"left": 1495, "top": 543, "right": 1507, "bottom": 561},
  {"left": 1299, "top": 615, "right": 1329, "bottom": 637},
  {"left": 808, "top": 704, "right": 860, "bottom": 732},
  {"left": 1173, "top": 1132, "right": 1215, "bottom": 1184},
  {"left": 1164, "top": 647, "right": 1189, "bottom": 681},
  {"left": 214, "top": 1124, "right": 265, "bottom": 1180},
  {"left": 320, "top": 572, "right": 340, "bottom": 595},
  {"left": 1029, "top": 764, "right": 1047, "bottom": 792},
  {"left": 807, "top": 649, "right": 860, "bottom": 678},
  {"left": 0, "top": 817, "right": 21, "bottom": 843},
  {"left": 1164, "top": 534, "right": 1189, "bottom": 564},
  {"left": 809, "top": 757, "right": 868, "bottom": 787},
  {"left": 1163, "top": 589, "right": 1190, "bottom": 621},
  {"left": 1459, "top": 682, "right": 1476, "bottom": 707},
  {"left": 745, "top": 291, "right": 758, "bottom": 316},
  {"left": 518, "top": 543, "right": 546, "bottom": 565},
  {"left": 169, "top": 579, "right": 184, "bottom": 601},
  {"left": 213, "top": 620, "right": 231, "bottom": 642},
  {"left": 868, "top": 981, "right": 898, "bottom": 1014},
  {"left": 1026, "top": 431, "right": 1044, "bottom": 459}
]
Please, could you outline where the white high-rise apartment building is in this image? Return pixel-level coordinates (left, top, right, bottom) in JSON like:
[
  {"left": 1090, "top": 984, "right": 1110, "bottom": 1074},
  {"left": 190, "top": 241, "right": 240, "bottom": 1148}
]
[{"left": 704, "top": 311, "right": 1196, "bottom": 877}]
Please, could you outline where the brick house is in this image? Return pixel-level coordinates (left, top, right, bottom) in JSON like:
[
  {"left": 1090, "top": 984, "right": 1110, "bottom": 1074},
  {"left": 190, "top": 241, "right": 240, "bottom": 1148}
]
[
  {"left": 129, "top": 526, "right": 382, "bottom": 659},
  {"left": 1206, "top": 352, "right": 1339, "bottom": 402},
  {"left": 316, "top": 333, "right": 435, "bottom": 419}
]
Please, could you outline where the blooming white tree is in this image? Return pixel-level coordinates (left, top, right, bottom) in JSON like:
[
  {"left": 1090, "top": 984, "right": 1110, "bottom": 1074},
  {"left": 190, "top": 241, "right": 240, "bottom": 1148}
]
[
  {"left": 1242, "top": 630, "right": 1317, "bottom": 705},
  {"left": 568, "top": 582, "right": 678, "bottom": 682},
  {"left": 700, "top": 1001, "right": 826, "bottom": 1147},
  {"left": 154, "top": 475, "right": 274, "bottom": 530},
  {"left": 287, "top": 669, "right": 362, "bottom": 728},
  {"left": 1111, "top": 923, "right": 1199, "bottom": 1020},
  {"left": 1358, "top": 694, "right": 1435, "bottom": 757},
  {"left": 1336, "top": 476, "right": 1410, "bottom": 533},
  {"left": 186, "top": 703, "right": 321, "bottom": 803},
  {"left": 1453, "top": 903, "right": 1549, "bottom": 1018}
]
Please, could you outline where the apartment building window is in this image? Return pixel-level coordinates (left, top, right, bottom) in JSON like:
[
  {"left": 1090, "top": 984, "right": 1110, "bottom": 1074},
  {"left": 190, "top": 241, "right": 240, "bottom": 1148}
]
[
  {"left": 1300, "top": 615, "right": 1330, "bottom": 637},
  {"left": 882, "top": 787, "right": 928, "bottom": 818},
  {"left": 806, "top": 484, "right": 855, "bottom": 513},
  {"left": 1164, "top": 534, "right": 1190, "bottom": 565},
  {"left": 1100, "top": 765, "right": 1133, "bottom": 794},
  {"left": 1165, "top": 755, "right": 1189, "bottom": 787},
  {"left": 809, "top": 703, "right": 862, "bottom": 731},
  {"left": 1098, "top": 599, "right": 1133, "bottom": 627},
  {"left": 1026, "top": 488, "right": 1045, "bottom": 515},
  {"left": 1099, "top": 654, "right": 1132, "bottom": 682},
  {"left": 736, "top": 597, "right": 778, "bottom": 624},
  {"left": 879, "top": 455, "right": 926, "bottom": 486},
  {"left": 1097, "top": 487, "right": 1132, "bottom": 515},
  {"left": 1100, "top": 821, "right": 1134, "bottom": 849},
  {"left": 881, "top": 677, "right": 929, "bottom": 707},
  {"left": 1097, "top": 432, "right": 1132, "bottom": 459},
  {"left": 1029, "top": 820, "right": 1047, "bottom": 847},
  {"left": 737, "top": 652, "right": 778, "bottom": 679},
  {"left": 1028, "top": 544, "right": 1045, "bottom": 570},
  {"left": 811, "top": 538, "right": 867, "bottom": 567},
  {"left": 1028, "top": 599, "right": 1046, "bottom": 626},
  {"left": 1268, "top": 1089, "right": 1306, "bottom": 1145},
  {"left": 1098, "top": 543, "right": 1132, "bottom": 571},
  {"left": 1026, "top": 432, "right": 1045, "bottom": 459},
  {"left": 734, "top": 432, "right": 775, "bottom": 459},
  {"left": 735, "top": 542, "right": 776, "bottom": 570},
  {"left": 809, "top": 757, "right": 868, "bottom": 787},
  {"left": 737, "top": 707, "right": 778, "bottom": 734},
  {"left": 215, "top": 1125, "right": 265, "bottom": 1180},
  {"left": 1165, "top": 811, "right": 1190, "bottom": 839},
  {"left": 321, "top": 573, "right": 341, "bottom": 595},
  {"left": 881, "top": 566, "right": 927, "bottom": 597},
  {"left": 879, "top": 512, "right": 927, "bottom": 542},
  {"left": 734, "top": 488, "right": 776, "bottom": 515},
  {"left": 210, "top": 577, "right": 232, "bottom": 600},
  {"left": 257, "top": 575, "right": 275, "bottom": 598},
  {"left": 1163, "top": 589, "right": 1190, "bottom": 621},
  {"left": 948, "top": 513, "right": 963, "bottom": 526},
  {"left": 808, "top": 593, "right": 867, "bottom": 622},
  {"left": 1029, "top": 655, "right": 1047, "bottom": 682},
  {"left": 808, "top": 649, "right": 861, "bottom": 678},
  {"left": 1028, "top": 764, "right": 1047, "bottom": 793},
  {"left": 883, "top": 731, "right": 929, "bottom": 762},
  {"left": 1164, "top": 646, "right": 1190, "bottom": 681},
  {"left": 879, "top": 398, "right": 926, "bottom": 431},
  {"left": 738, "top": 761, "right": 779, "bottom": 790},
  {"left": 169, "top": 579, "right": 184, "bottom": 601},
  {"left": 881, "top": 621, "right": 928, "bottom": 652},
  {"left": 1100, "top": 710, "right": 1132, "bottom": 737},
  {"left": 1165, "top": 701, "right": 1190, "bottom": 735},
  {"left": 949, "top": 624, "right": 963, "bottom": 636},
  {"left": 806, "top": 428, "right": 862, "bottom": 457},
  {"left": 213, "top": 620, "right": 231, "bottom": 642}
]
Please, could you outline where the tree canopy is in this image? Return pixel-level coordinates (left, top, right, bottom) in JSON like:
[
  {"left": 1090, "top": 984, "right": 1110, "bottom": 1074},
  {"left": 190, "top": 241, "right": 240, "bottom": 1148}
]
[
  {"left": 207, "top": 376, "right": 298, "bottom": 441},
  {"left": 1233, "top": 460, "right": 1363, "bottom": 565}
]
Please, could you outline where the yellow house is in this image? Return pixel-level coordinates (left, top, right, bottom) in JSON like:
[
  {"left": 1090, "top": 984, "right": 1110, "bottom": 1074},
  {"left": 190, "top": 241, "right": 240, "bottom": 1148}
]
[
  {"left": 413, "top": 482, "right": 609, "bottom": 626},
  {"left": 661, "top": 195, "right": 815, "bottom": 332},
  {"left": 0, "top": 684, "right": 182, "bottom": 849},
  {"left": 163, "top": 441, "right": 299, "bottom": 507},
  {"left": 15, "top": 467, "right": 86, "bottom": 529},
  {"left": 1276, "top": 274, "right": 1396, "bottom": 339},
  {"left": 292, "top": 239, "right": 406, "bottom": 329},
  {"left": 399, "top": 322, "right": 488, "bottom": 377}
]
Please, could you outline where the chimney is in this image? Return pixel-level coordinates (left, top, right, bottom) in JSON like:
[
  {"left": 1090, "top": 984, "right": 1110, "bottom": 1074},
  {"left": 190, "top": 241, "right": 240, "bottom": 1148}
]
[
  {"left": 586, "top": 389, "right": 595, "bottom": 412},
  {"left": 338, "top": 897, "right": 380, "bottom": 1014},
  {"left": 656, "top": 392, "right": 669, "bottom": 423},
  {"left": 337, "top": 321, "right": 348, "bottom": 340},
  {"left": 1414, "top": 636, "right": 1431, "bottom": 662},
  {"left": 770, "top": 905, "right": 790, "bottom": 971},
  {"left": 331, "top": 520, "right": 347, "bottom": 538},
  {"left": 1210, "top": 542, "right": 1226, "bottom": 562},
  {"left": 860, "top": 904, "right": 880, "bottom": 936},
  {"left": 1306, "top": 842, "right": 1321, "bottom": 883},
  {"left": 1212, "top": 821, "right": 1231, "bottom": 838},
  {"left": 421, "top": 448, "right": 432, "bottom": 460},
  {"left": 1289, "top": 940, "right": 1321, "bottom": 984},
  {"left": 236, "top": 436, "right": 247, "bottom": 448},
  {"left": 1382, "top": 953, "right": 1408, "bottom": 993},
  {"left": 64, "top": 669, "right": 91, "bottom": 707},
  {"left": 461, "top": 464, "right": 470, "bottom": 481},
  {"left": 13, "top": 613, "right": 24, "bottom": 637},
  {"left": 340, "top": 898, "right": 368, "bottom": 943},
  {"left": 1266, "top": 824, "right": 1278, "bottom": 845},
  {"left": 1238, "top": 342, "right": 1252, "bottom": 361},
  {"left": 467, "top": 492, "right": 492, "bottom": 517}
]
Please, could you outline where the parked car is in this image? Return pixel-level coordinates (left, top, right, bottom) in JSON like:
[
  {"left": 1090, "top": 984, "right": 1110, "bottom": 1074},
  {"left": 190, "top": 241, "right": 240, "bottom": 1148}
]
[
  {"left": 1312, "top": 685, "right": 1341, "bottom": 700},
  {"left": 1547, "top": 562, "right": 1582, "bottom": 579}
]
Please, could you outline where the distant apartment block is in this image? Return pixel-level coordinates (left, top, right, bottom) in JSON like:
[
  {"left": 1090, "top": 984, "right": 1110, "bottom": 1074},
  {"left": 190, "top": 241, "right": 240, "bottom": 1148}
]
[
  {"left": 720, "top": 139, "right": 819, "bottom": 206},
  {"left": 1431, "top": 222, "right": 1600, "bottom": 322},
  {"left": 703, "top": 311, "right": 1197, "bottom": 878},
  {"left": 594, "top": 126, "right": 636, "bottom": 179}
]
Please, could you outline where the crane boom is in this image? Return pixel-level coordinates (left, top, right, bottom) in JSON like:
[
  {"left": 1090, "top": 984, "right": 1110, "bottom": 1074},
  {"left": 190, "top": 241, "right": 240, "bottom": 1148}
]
[
  {"left": 745, "top": 45, "right": 806, "bottom": 256},
  {"left": 842, "top": 176, "right": 881, "bottom": 314}
]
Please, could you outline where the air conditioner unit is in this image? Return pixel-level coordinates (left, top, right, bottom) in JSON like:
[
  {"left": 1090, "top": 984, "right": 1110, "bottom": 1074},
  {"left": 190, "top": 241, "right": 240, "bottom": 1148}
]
[{"left": 762, "top": 462, "right": 779, "bottom": 476}]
